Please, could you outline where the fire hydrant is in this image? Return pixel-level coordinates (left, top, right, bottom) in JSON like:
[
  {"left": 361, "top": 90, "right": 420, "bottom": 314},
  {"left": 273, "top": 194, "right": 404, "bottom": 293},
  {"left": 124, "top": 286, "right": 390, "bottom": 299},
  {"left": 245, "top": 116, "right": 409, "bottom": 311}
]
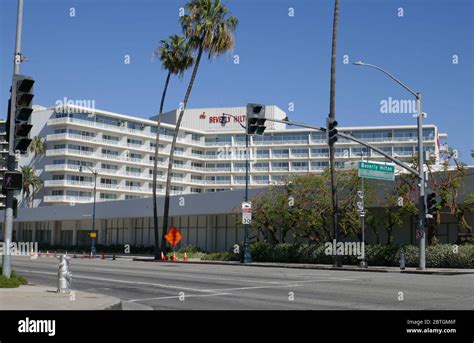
[
  {"left": 57, "top": 254, "right": 72, "bottom": 293},
  {"left": 399, "top": 248, "right": 406, "bottom": 270}
]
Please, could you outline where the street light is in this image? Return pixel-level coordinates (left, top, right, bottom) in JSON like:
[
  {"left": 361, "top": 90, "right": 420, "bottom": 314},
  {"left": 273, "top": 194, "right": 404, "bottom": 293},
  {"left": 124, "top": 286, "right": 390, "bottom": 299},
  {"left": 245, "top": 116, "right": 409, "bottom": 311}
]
[
  {"left": 79, "top": 165, "right": 98, "bottom": 255},
  {"left": 220, "top": 112, "right": 252, "bottom": 263},
  {"left": 353, "top": 60, "right": 427, "bottom": 270}
]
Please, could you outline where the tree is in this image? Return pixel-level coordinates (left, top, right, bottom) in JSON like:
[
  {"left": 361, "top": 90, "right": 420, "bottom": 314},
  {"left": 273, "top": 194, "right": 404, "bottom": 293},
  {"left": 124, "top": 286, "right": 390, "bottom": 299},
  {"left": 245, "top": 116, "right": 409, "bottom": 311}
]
[
  {"left": 21, "top": 166, "right": 42, "bottom": 208},
  {"left": 160, "top": 0, "right": 238, "bottom": 253},
  {"left": 250, "top": 170, "right": 368, "bottom": 245},
  {"left": 151, "top": 34, "right": 194, "bottom": 259},
  {"left": 29, "top": 136, "right": 46, "bottom": 159},
  {"left": 426, "top": 147, "right": 474, "bottom": 243}
]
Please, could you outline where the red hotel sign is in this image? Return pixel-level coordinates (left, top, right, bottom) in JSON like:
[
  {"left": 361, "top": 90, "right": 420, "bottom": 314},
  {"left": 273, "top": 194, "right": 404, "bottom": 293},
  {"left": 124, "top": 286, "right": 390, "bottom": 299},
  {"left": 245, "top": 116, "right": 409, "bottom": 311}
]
[{"left": 202, "top": 112, "right": 246, "bottom": 125}]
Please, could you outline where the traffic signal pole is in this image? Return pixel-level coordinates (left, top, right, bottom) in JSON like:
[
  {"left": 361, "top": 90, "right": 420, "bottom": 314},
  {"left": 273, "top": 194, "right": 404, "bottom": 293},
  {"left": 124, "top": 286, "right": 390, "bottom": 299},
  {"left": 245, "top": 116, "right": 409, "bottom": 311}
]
[{"left": 2, "top": 0, "right": 24, "bottom": 278}]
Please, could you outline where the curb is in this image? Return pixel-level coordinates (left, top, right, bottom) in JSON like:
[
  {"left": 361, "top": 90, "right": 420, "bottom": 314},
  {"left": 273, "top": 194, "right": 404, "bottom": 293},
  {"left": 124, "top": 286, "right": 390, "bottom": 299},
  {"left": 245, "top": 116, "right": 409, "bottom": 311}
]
[{"left": 132, "top": 258, "right": 474, "bottom": 275}]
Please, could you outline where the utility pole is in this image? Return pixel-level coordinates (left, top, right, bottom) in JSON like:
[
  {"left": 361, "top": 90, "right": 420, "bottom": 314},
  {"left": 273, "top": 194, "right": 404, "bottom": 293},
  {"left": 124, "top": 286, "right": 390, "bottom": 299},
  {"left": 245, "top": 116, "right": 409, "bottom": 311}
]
[
  {"left": 2, "top": 0, "right": 24, "bottom": 278},
  {"left": 328, "top": 0, "right": 341, "bottom": 267}
]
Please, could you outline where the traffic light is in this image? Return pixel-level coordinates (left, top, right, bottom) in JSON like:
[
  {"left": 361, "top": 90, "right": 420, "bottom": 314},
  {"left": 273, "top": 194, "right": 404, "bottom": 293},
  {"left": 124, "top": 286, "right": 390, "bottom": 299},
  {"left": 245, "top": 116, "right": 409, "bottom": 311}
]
[
  {"left": 246, "top": 103, "right": 266, "bottom": 135},
  {"left": 427, "top": 192, "right": 437, "bottom": 215},
  {"left": 326, "top": 117, "right": 338, "bottom": 145},
  {"left": 6, "top": 74, "right": 34, "bottom": 153}
]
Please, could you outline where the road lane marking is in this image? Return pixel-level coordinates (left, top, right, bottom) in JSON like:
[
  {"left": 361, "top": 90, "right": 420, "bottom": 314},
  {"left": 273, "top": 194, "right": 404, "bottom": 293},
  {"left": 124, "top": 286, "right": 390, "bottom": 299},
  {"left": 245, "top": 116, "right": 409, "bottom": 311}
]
[
  {"left": 18, "top": 269, "right": 216, "bottom": 293},
  {"left": 128, "top": 292, "right": 232, "bottom": 302}
]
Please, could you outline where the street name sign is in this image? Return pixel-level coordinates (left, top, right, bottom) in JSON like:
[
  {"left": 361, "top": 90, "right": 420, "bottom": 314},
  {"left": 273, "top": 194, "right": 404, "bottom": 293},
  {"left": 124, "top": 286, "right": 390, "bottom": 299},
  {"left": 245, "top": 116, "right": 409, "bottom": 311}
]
[{"left": 358, "top": 161, "right": 395, "bottom": 181}]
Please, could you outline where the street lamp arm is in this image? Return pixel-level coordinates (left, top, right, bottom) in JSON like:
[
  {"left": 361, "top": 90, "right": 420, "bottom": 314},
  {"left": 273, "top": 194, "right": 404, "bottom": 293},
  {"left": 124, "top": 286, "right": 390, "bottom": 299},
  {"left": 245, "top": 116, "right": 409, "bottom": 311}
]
[
  {"left": 353, "top": 62, "right": 419, "bottom": 98},
  {"left": 223, "top": 112, "right": 246, "bottom": 130}
]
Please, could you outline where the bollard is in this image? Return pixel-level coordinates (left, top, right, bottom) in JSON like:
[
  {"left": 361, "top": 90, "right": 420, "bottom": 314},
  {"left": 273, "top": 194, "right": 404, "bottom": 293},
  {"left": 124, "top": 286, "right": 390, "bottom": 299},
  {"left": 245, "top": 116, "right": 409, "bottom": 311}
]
[
  {"left": 46, "top": 250, "right": 50, "bottom": 257},
  {"left": 57, "top": 255, "right": 72, "bottom": 293},
  {"left": 112, "top": 254, "right": 116, "bottom": 261},
  {"left": 399, "top": 247, "right": 406, "bottom": 270}
]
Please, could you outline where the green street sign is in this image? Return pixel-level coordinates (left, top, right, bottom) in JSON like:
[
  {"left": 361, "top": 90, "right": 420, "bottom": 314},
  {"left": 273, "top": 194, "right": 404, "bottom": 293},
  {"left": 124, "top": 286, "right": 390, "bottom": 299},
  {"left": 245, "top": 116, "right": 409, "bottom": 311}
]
[{"left": 358, "top": 161, "right": 395, "bottom": 181}]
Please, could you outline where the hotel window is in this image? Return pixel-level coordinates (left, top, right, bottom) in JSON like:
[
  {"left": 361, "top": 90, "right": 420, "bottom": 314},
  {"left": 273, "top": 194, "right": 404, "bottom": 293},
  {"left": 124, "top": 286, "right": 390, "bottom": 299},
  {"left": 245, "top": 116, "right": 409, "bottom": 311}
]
[
  {"left": 54, "top": 128, "right": 67, "bottom": 134},
  {"left": 129, "top": 153, "right": 142, "bottom": 159},
  {"left": 351, "top": 147, "right": 369, "bottom": 157},
  {"left": 171, "top": 186, "right": 183, "bottom": 193},
  {"left": 67, "top": 175, "right": 92, "bottom": 183},
  {"left": 191, "top": 175, "right": 202, "bottom": 181},
  {"left": 191, "top": 188, "right": 202, "bottom": 193},
  {"left": 271, "top": 175, "right": 287, "bottom": 182},
  {"left": 291, "top": 148, "right": 309, "bottom": 157},
  {"left": 311, "top": 148, "right": 329, "bottom": 157},
  {"left": 102, "top": 149, "right": 119, "bottom": 156},
  {"left": 372, "top": 147, "right": 392, "bottom": 156},
  {"left": 235, "top": 135, "right": 247, "bottom": 145},
  {"left": 149, "top": 169, "right": 163, "bottom": 176},
  {"left": 126, "top": 167, "right": 141, "bottom": 174},
  {"left": 271, "top": 162, "right": 289, "bottom": 171},
  {"left": 101, "top": 178, "right": 118, "bottom": 185},
  {"left": 234, "top": 175, "right": 248, "bottom": 183},
  {"left": 68, "top": 159, "right": 93, "bottom": 167},
  {"left": 393, "top": 146, "right": 414, "bottom": 156},
  {"left": 127, "top": 138, "right": 142, "bottom": 146},
  {"left": 173, "top": 159, "right": 184, "bottom": 166},
  {"left": 125, "top": 195, "right": 140, "bottom": 199},
  {"left": 394, "top": 130, "right": 417, "bottom": 141},
  {"left": 310, "top": 132, "right": 326, "bottom": 143},
  {"left": 103, "top": 135, "right": 119, "bottom": 142},
  {"left": 292, "top": 161, "right": 308, "bottom": 170},
  {"left": 311, "top": 161, "right": 329, "bottom": 170},
  {"left": 53, "top": 159, "right": 66, "bottom": 165},
  {"left": 52, "top": 175, "right": 65, "bottom": 180},
  {"left": 54, "top": 144, "right": 66, "bottom": 150},
  {"left": 272, "top": 149, "right": 289, "bottom": 157},
  {"left": 234, "top": 162, "right": 246, "bottom": 170},
  {"left": 253, "top": 162, "right": 269, "bottom": 170},
  {"left": 191, "top": 133, "right": 202, "bottom": 142},
  {"left": 352, "top": 131, "right": 392, "bottom": 142},
  {"left": 335, "top": 148, "right": 350, "bottom": 157},
  {"left": 423, "top": 128, "right": 435, "bottom": 140},
  {"left": 253, "top": 175, "right": 269, "bottom": 184},
  {"left": 126, "top": 181, "right": 141, "bottom": 187},
  {"left": 171, "top": 173, "right": 184, "bottom": 180},
  {"left": 191, "top": 149, "right": 203, "bottom": 155},
  {"left": 256, "top": 149, "right": 270, "bottom": 158},
  {"left": 101, "top": 163, "right": 118, "bottom": 171},
  {"left": 69, "top": 129, "right": 94, "bottom": 137},
  {"left": 100, "top": 193, "right": 118, "bottom": 200}
]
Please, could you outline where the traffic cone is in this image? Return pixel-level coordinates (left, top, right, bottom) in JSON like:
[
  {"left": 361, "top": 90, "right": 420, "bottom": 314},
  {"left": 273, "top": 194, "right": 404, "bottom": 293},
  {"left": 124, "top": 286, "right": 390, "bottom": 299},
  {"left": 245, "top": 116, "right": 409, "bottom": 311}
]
[
  {"left": 82, "top": 252, "right": 86, "bottom": 259},
  {"left": 38, "top": 251, "right": 42, "bottom": 257},
  {"left": 173, "top": 251, "right": 176, "bottom": 262},
  {"left": 46, "top": 250, "right": 50, "bottom": 257},
  {"left": 184, "top": 252, "right": 188, "bottom": 262},
  {"left": 30, "top": 249, "right": 34, "bottom": 257},
  {"left": 90, "top": 252, "right": 94, "bottom": 259}
]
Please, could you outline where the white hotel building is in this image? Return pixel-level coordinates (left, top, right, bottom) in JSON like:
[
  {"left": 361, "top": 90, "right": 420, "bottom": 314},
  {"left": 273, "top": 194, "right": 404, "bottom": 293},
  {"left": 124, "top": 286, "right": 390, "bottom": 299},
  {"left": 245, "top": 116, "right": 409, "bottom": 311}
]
[{"left": 22, "top": 104, "right": 446, "bottom": 207}]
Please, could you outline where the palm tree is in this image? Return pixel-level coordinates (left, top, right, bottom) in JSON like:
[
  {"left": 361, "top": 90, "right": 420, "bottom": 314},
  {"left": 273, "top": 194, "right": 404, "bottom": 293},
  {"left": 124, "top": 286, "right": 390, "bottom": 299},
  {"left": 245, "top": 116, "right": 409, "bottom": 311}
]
[
  {"left": 328, "top": 0, "right": 341, "bottom": 266},
  {"left": 160, "top": 0, "right": 238, "bottom": 253},
  {"left": 29, "top": 135, "right": 46, "bottom": 158},
  {"left": 21, "top": 166, "right": 42, "bottom": 208},
  {"left": 151, "top": 35, "right": 194, "bottom": 260}
]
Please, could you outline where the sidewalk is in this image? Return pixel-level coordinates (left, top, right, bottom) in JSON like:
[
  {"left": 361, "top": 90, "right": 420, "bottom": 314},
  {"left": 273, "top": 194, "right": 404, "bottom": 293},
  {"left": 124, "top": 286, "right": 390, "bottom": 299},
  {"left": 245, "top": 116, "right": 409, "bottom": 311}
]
[
  {"left": 0, "top": 284, "right": 122, "bottom": 310},
  {"left": 133, "top": 257, "right": 474, "bottom": 275}
]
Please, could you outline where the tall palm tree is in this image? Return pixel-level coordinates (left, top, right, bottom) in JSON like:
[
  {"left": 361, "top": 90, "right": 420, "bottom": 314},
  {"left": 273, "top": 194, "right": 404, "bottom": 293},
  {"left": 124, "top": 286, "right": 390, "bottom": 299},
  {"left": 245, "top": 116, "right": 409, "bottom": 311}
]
[
  {"left": 21, "top": 166, "right": 42, "bottom": 208},
  {"left": 160, "top": 0, "right": 238, "bottom": 253},
  {"left": 328, "top": 0, "right": 341, "bottom": 266},
  {"left": 29, "top": 135, "right": 46, "bottom": 160},
  {"left": 151, "top": 34, "right": 194, "bottom": 260}
]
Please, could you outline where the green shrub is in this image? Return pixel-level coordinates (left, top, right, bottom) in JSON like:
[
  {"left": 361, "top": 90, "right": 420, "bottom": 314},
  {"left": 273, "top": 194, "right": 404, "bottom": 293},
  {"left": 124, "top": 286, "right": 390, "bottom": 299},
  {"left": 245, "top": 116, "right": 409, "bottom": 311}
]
[
  {"left": 202, "top": 242, "right": 474, "bottom": 268},
  {"left": 201, "top": 251, "right": 239, "bottom": 261},
  {"left": 0, "top": 269, "right": 28, "bottom": 288}
]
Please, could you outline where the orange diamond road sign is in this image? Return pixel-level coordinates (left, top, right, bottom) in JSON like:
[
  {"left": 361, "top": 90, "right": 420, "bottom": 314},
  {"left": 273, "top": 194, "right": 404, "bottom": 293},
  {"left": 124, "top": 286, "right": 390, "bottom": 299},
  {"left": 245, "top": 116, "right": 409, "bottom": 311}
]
[{"left": 165, "top": 227, "right": 182, "bottom": 247}]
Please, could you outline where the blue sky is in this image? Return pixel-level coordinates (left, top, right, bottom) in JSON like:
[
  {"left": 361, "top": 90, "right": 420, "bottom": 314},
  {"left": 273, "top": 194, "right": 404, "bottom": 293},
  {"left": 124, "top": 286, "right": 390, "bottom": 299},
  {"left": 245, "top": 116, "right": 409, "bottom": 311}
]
[{"left": 1, "top": 0, "right": 472, "bottom": 162}]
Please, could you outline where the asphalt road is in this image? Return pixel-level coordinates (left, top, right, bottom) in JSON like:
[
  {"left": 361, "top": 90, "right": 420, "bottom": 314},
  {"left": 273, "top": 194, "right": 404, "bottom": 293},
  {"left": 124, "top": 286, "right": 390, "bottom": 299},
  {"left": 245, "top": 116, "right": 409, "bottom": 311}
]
[{"left": 9, "top": 256, "right": 474, "bottom": 310}]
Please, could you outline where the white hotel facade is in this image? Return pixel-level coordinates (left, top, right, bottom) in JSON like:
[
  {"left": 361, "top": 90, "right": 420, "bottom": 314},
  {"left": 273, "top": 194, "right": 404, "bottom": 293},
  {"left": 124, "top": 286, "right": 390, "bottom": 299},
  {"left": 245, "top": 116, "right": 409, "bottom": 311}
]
[{"left": 22, "top": 104, "right": 446, "bottom": 207}]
